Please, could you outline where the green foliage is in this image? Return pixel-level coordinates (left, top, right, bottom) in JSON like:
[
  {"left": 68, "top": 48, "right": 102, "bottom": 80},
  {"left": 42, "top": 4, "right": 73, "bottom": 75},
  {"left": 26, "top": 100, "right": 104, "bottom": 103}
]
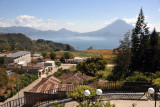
[
  {"left": 41, "top": 51, "right": 48, "bottom": 58},
  {"left": 67, "top": 86, "right": 97, "bottom": 103},
  {"left": 50, "top": 51, "right": 57, "bottom": 60},
  {"left": 0, "top": 67, "right": 8, "bottom": 87},
  {"left": 51, "top": 101, "right": 65, "bottom": 107},
  {"left": 0, "top": 57, "right": 6, "bottom": 67},
  {"left": 64, "top": 52, "right": 73, "bottom": 59},
  {"left": 125, "top": 75, "right": 150, "bottom": 83},
  {"left": 55, "top": 61, "right": 61, "bottom": 67},
  {"left": 77, "top": 57, "right": 107, "bottom": 76},
  {"left": 66, "top": 44, "right": 72, "bottom": 51},
  {"left": 153, "top": 78, "right": 160, "bottom": 88},
  {"left": 0, "top": 94, "right": 6, "bottom": 102},
  {"left": 84, "top": 77, "right": 98, "bottom": 85},
  {"left": 60, "top": 56, "right": 65, "bottom": 63},
  {"left": 113, "top": 31, "right": 131, "bottom": 80},
  {"left": 54, "top": 68, "right": 63, "bottom": 77},
  {"left": 0, "top": 33, "right": 75, "bottom": 52},
  {"left": 13, "top": 68, "right": 25, "bottom": 74},
  {"left": 19, "top": 73, "right": 38, "bottom": 90}
]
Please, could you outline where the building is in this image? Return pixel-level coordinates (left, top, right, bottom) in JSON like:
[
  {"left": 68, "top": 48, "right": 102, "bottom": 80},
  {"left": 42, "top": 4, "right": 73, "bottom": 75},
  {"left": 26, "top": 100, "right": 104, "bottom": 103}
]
[
  {"left": 74, "top": 57, "right": 88, "bottom": 63},
  {"left": 6, "top": 51, "right": 31, "bottom": 66},
  {"left": 32, "top": 53, "right": 43, "bottom": 60},
  {"left": 44, "top": 61, "right": 55, "bottom": 70}
]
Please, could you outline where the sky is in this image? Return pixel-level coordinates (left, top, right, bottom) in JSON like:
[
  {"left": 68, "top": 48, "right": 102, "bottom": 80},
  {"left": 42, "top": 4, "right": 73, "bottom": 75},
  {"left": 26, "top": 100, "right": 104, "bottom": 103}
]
[{"left": 0, "top": 0, "right": 160, "bottom": 32}]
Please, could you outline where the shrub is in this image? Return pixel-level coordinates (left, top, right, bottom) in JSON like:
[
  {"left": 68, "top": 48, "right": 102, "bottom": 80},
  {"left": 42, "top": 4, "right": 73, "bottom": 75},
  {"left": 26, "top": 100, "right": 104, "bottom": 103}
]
[
  {"left": 125, "top": 75, "right": 150, "bottom": 83},
  {"left": 67, "top": 86, "right": 97, "bottom": 103},
  {"left": 153, "top": 78, "right": 160, "bottom": 88},
  {"left": 0, "top": 94, "right": 6, "bottom": 102},
  {"left": 55, "top": 61, "right": 61, "bottom": 67}
]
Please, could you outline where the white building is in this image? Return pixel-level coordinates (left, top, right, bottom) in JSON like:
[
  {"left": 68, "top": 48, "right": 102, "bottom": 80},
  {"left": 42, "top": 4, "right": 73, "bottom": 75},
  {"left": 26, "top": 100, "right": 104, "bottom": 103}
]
[
  {"left": 6, "top": 51, "right": 31, "bottom": 66},
  {"left": 74, "top": 57, "right": 88, "bottom": 63},
  {"left": 44, "top": 61, "right": 55, "bottom": 71}
]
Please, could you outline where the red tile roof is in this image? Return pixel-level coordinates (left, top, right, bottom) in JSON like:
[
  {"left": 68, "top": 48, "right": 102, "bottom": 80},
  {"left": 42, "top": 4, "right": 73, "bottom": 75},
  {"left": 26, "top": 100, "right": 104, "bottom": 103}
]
[{"left": 30, "top": 76, "right": 73, "bottom": 93}]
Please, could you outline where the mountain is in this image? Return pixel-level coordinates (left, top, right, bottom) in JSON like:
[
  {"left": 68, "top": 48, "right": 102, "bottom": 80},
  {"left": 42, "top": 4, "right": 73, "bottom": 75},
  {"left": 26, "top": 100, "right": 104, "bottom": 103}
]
[
  {"left": 0, "top": 33, "right": 75, "bottom": 52},
  {"left": 0, "top": 19, "right": 134, "bottom": 50},
  {"left": 0, "top": 19, "right": 133, "bottom": 38},
  {"left": 81, "top": 19, "right": 133, "bottom": 37}
]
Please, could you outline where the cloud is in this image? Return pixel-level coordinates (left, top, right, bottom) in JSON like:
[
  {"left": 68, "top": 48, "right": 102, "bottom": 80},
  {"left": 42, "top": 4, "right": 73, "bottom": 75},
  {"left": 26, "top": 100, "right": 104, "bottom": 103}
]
[
  {"left": 122, "top": 17, "right": 137, "bottom": 26},
  {"left": 66, "top": 22, "right": 74, "bottom": 26},
  {"left": 0, "top": 21, "right": 10, "bottom": 27},
  {"left": 104, "top": 17, "right": 118, "bottom": 26},
  {"left": 158, "top": 8, "right": 160, "bottom": 12}
]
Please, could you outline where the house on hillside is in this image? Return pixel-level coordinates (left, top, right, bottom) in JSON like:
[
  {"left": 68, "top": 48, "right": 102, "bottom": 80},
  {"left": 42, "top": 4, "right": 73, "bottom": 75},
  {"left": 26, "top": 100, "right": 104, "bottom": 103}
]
[
  {"left": 6, "top": 51, "right": 31, "bottom": 66},
  {"left": 32, "top": 53, "right": 43, "bottom": 60},
  {"left": 74, "top": 57, "right": 88, "bottom": 63},
  {"left": 44, "top": 61, "right": 55, "bottom": 71},
  {"left": 65, "top": 59, "right": 74, "bottom": 63}
]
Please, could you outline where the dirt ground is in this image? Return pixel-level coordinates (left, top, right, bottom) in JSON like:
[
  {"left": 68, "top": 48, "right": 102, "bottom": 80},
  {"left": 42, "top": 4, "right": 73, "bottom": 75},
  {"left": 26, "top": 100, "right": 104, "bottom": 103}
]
[{"left": 65, "top": 100, "right": 160, "bottom": 107}]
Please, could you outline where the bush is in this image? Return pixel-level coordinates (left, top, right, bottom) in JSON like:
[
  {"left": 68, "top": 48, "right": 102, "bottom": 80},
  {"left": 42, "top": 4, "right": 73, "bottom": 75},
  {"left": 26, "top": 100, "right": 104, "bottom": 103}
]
[
  {"left": 67, "top": 86, "right": 97, "bottom": 103},
  {"left": 13, "top": 68, "right": 25, "bottom": 74},
  {"left": 0, "top": 94, "right": 6, "bottom": 102},
  {"left": 125, "top": 75, "right": 150, "bottom": 83},
  {"left": 55, "top": 61, "right": 61, "bottom": 67},
  {"left": 153, "top": 78, "right": 160, "bottom": 88}
]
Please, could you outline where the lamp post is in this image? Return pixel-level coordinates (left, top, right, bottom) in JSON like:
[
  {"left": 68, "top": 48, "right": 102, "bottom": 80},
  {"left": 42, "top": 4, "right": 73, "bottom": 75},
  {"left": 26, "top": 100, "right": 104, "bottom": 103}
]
[
  {"left": 84, "top": 89, "right": 103, "bottom": 104},
  {"left": 148, "top": 87, "right": 157, "bottom": 107}
]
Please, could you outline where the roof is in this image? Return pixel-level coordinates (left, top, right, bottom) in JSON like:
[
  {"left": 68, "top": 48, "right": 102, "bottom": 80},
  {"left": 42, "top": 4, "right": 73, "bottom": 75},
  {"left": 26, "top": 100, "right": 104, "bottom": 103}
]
[
  {"left": 6, "top": 51, "right": 30, "bottom": 58},
  {"left": 45, "top": 61, "right": 55, "bottom": 63},
  {"left": 30, "top": 76, "right": 73, "bottom": 93},
  {"left": 18, "top": 61, "right": 26, "bottom": 65},
  {"left": 32, "top": 54, "right": 42, "bottom": 57}
]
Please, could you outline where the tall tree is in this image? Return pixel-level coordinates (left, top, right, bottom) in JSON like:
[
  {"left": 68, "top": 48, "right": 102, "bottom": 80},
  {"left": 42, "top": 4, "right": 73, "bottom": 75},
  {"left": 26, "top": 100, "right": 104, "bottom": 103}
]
[
  {"left": 150, "top": 28, "right": 160, "bottom": 72},
  {"left": 113, "top": 31, "right": 131, "bottom": 80},
  {"left": 130, "top": 8, "right": 149, "bottom": 72}
]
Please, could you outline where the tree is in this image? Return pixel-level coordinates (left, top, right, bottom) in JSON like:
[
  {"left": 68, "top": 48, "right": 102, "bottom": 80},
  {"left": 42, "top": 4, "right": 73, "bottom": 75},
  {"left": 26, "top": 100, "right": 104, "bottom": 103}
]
[
  {"left": 63, "top": 52, "right": 73, "bottom": 59},
  {"left": 50, "top": 51, "right": 57, "bottom": 60},
  {"left": 60, "top": 56, "right": 65, "bottom": 63},
  {"left": 0, "top": 67, "right": 8, "bottom": 87},
  {"left": 113, "top": 31, "right": 131, "bottom": 80},
  {"left": 66, "top": 44, "right": 72, "bottom": 51},
  {"left": 41, "top": 51, "right": 48, "bottom": 58},
  {"left": 87, "top": 46, "right": 93, "bottom": 50},
  {"left": 77, "top": 57, "right": 107, "bottom": 76},
  {"left": 130, "top": 8, "right": 150, "bottom": 72},
  {"left": 150, "top": 29, "right": 160, "bottom": 72},
  {"left": 0, "top": 57, "right": 6, "bottom": 67}
]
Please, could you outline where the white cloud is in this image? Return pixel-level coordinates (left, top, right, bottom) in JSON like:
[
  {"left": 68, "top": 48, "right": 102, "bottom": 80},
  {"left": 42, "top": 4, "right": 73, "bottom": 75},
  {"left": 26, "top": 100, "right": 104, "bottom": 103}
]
[
  {"left": 0, "top": 21, "right": 10, "bottom": 27},
  {"left": 158, "top": 8, "right": 160, "bottom": 12},
  {"left": 122, "top": 17, "right": 137, "bottom": 26},
  {"left": 104, "top": 17, "right": 118, "bottom": 26},
  {"left": 66, "top": 22, "right": 74, "bottom": 26}
]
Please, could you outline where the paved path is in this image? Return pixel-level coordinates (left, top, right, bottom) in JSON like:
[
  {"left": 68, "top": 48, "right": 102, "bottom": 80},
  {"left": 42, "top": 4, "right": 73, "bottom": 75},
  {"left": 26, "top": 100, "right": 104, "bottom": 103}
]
[{"left": 65, "top": 100, "right": 160, "bottom": 107}]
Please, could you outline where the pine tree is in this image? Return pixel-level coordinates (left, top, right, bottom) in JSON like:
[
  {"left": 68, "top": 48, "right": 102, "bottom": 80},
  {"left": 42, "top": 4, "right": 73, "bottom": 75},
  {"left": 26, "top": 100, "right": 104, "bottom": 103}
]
[
  {"left": 150, "top": 28, "right": 159, "bottom": 72},
  {"left": 130, "top": 8, "right": 150, "bottom": 73}
]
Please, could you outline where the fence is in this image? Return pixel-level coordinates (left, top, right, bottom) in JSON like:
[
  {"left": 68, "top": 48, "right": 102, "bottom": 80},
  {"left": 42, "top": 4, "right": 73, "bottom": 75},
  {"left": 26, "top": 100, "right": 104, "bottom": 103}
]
[{"left": 0, "top": 81, "right": 152, "bottom": 107}]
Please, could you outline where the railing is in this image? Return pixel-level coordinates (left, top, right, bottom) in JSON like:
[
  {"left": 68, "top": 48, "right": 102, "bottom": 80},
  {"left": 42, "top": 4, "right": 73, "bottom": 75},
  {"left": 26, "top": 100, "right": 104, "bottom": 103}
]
[
  {"left": 0, "top": 97, "right": 24, "bottom": 107},
  {"left": 0, "top": 81, "right": 151, "bottom": 107}
]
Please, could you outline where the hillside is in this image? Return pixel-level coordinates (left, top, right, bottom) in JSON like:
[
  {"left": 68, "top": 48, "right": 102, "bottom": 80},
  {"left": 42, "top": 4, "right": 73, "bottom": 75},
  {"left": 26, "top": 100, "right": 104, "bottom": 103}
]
[
  {"left": 0, "top": 19, "right": 134, "bottom": 50},
  {"left": 0, "top": 33, "right": 75, "bottom": 52}
]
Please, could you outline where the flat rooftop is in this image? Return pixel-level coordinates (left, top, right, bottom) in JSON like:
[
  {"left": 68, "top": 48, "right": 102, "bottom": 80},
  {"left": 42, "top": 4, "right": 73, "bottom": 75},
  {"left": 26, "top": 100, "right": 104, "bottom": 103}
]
[{"left": 6, "top": 51, "right": 30, "bottom": 58}]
